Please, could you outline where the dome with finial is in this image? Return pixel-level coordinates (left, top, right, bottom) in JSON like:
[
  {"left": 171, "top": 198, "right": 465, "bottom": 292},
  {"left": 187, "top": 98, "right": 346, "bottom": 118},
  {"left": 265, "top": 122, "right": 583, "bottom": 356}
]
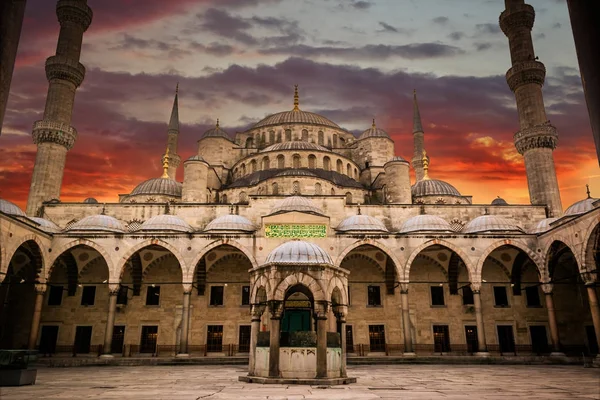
[
  {"left": 358, "top": 119, "right": 391, "bottom": 140},
  {"left": 564, "top": 185, "right": 598, "bottom": 216},
  {"left": 463, "top": 215, "right": 523, "bottom": 234},
  {"left": 336, "top": 207, "right": 388, "bottom": 233},
  {"left": 138, "top": 214, "right": 193, "bottom": 232},
  {"left": 491, "top": 196, "right": 508, "bottom": 205},
  {"left": 83, "top": 197, "right": 98, "bottom": 204},
  {"left": 250, "top": 85, "right": 340, "bottom": 130},
  {"left": 411, "top": 149, "right": 462, "bottom": 197},
  {"left": 202, "top": 119, "right": 233, "bottom": 141},
  {"left": 265, "top": 240, "right": 332, "bottom": 265},
  {"left": 204, "top": 214, "right": 256, "bottom": 232},
  {"left": 130, "top": 178, "right": 182, "bottom": 197},
  {"left": 0, "top": 199, "right": 26, "bottom": 217},
  {"left": 399, "top": 215, "right": 454, "bottom": 233},
  {"left": 68, "top": 215, "right": 126, "bottom": 232}
]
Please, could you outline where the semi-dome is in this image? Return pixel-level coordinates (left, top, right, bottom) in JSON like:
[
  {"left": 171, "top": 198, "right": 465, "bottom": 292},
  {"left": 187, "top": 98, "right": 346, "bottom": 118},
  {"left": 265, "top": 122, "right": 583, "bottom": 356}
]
[
  {"left": 130, "top": 178, "right": 182, "bottom": 197},
  {"left": 399, "top": 214, "right": 454, "bottom": 233},
  {"left": 83, "top": 197, "right": 98, "bottom": 204},
  {"left": 491, "top": 196, "right": 508, "bottom": 206},
  {"left": 271, "top": 196, "right": 324, "bottom": 215},
  {"left": 0, "top": 199, "right": 26, "bottom": 217},
  {"left": 68, "top": 215, "right": 126, "bottom": 232},
  {"left": 29, "top": 217, "right": 60, "bottom": 233},
  {"left": 252, "top": 110, "right": 340, "bottom": 130},
  {"left": 412, "top": 179, "right": 461, "bottom": 197},
  {"left": 265, "top": 240, "right": 332, "bottom": 265},
  {"left": 204, "top": 214, "right": 256, "bottom": 232},
  {"left": 138, "top": 214, "right": 193, "bottom": 232},
  {"left": 463, "top": 215, "right": 523, "bottom": 234},
  {"left": 201, "top": 120, "right": 233, "bottom": 142},
  {"left": 358, "top": 120, "right": 391, "bottom": 140},
  {"left": 336, "top": 214, "right": 388, "bottom": 232},
  {"left": 529, "top": 218, "right": 558, "bottom": 234},
  {"left": 564, "top": 197, "right": 598, "bottom": 216},
  {"left": 262, "top": 141, "right": 330, "bottom": 152}
]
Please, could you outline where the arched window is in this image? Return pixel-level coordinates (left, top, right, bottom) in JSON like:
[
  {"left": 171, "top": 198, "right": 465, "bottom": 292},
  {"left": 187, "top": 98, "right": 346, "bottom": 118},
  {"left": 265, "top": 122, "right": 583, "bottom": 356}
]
[
  {"left": 345, "top": 192, "right": 353, "bottom": 205},
  {"left": 333, "top": 134, "right": 338, "bottom": 148},
  {"left": 327, "top": 138, "right": 332, "bottom": 148},
  {"left": 354, "top": 168, "right": 358, "bottom": 179},
  {"left": 261, "top": 132, "right": 266, "bottom": 144},
  {"left": 331, "top": 188, "right": 335, "bottom": 195},
  {"left": 250, "top": 159, "right": 257, "bottom": 173},
  {"left": 277, "top": 132, "right": 282, "bottom": 143},
  {"left": 302, "top": 129, "right": 308, "bottom": 141},
  {"left": 269, "top": 130, "right": 275, "bottom": 143},
  {"left": 336, "top": 159, "right": 343, "bottom": 173},
  {"left": 239, "top": 192, "right": 248, "bottom": 204},
  {"left": 292, "top": 181, "right": 300, "bottom": 195},
  {"left": 254, "top": 133, "right": 260, "bottom": 147},
  {"left": 272, "top": 182, "right": 279, "bottom": 195},
  {"left": 308, "top": 154, "right": 316, "bottom": 169},
  {"left": 277, "top": 154, "right": 285, "bottom": 169},
  {"left": 241, "top": 164, "right": 246, "bottom": 175},
  {"left": 323, "top": 156, "right": 330, "bottom": 171},
  {"left": 315, "top": 182, "right": 322, "bottom": 195},
  {"left": 346, "top": 163, "right": 351, "bottom": 176},
  {"left": 222, "top": 194, "right": 228, "bottom": 204},
  {"left": 246, "top": 137, "right": 253, "bottom": 148},
  {"left": 318, "top": 131, "right": 324, "bottom": 146},
  {"left": 293, "top": 154, "right": 301, "bottom": 169},
  {"left": 285, "top": 129, "right": 292, "bottom": 141},
  {"left": 262, "top": 156, "right": 270, "bottom": 170}
]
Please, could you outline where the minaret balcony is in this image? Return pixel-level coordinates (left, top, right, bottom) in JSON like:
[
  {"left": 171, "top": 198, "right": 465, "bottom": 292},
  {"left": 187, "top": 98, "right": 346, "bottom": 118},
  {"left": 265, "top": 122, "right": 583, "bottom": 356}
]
[
  {"left": 57, "top": 0, "right": 93, "bottom": 31},
  {"left": 45, "top": 55, "right": 86, "bottom": 87},
  {"left": 32, "top": 120, "right": 78, "bottom": 150},
  {"left": 505, "top": 60, "right": 545, "bottom": 92},
  {"left": 500, "top": 3, "right": 535, "bottom": 35},
  {"left": 513, "top": 122, "right": 557, "bottom": 154}
]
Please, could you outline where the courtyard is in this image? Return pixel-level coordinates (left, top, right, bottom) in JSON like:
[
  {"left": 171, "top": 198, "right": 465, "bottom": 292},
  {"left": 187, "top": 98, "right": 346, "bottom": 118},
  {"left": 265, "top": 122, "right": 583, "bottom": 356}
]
[{"left": 0, "top": 364, "right": 598, "bottom": 399}]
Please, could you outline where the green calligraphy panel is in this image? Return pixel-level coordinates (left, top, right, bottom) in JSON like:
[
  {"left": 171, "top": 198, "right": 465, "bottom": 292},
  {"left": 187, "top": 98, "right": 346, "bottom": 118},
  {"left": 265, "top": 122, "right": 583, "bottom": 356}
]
[{"left": 265, "top": 224, "right": 327, "bottom": 238}]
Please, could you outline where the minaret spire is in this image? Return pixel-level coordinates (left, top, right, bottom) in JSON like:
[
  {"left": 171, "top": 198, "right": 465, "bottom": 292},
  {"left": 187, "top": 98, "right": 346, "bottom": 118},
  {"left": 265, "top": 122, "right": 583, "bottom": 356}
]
[
  {"left": 411, "top": 90, "right": 426, "bottom": 182},
  {"left": 163, "top": 83, "right": 181, "bottom": 180},
  {"left": 500, "top": 0, "right": 562, "bottom": 217},
  {"left": 26, "top": 0, "right": 93, "bottom": 216}
]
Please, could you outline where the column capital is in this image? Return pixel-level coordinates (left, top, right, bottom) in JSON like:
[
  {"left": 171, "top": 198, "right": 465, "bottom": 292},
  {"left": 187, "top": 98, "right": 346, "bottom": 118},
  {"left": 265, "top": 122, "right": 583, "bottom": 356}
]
[
  {"left": 35, "top": 283, "right": 48, "bottom": 294},
  {"left": 268, "top": 300, "right": 283, "bottom": 319},
  {"left": 108, "top": 283, "right": 120, "bottom": 295},
  {"left": 182, "top": 282, "right": 193, "bottom": 294},
  {"left": 399, "top": 282, "right": 409, "bottom": 294},
  {"left": 582, "top": 270, "right": 598, "bottom": 285},
  {"left": 471, "top": 282, "right": 482, "bottom": 292},
  {"left": 314, "top": 300, "right": 329, "bottom": 319},
  {"left": 251, "top": 304, "right": 265, "bottom": 320},
  {"left": 541, "top": 283, "right": 554, "bottom": 294}
]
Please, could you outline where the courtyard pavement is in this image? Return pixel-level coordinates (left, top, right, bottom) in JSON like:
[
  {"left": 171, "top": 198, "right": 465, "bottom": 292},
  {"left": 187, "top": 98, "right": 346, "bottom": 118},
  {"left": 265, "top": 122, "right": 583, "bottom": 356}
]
[{"left": 0, "top": 364, "right": 598, "bottom": 399}]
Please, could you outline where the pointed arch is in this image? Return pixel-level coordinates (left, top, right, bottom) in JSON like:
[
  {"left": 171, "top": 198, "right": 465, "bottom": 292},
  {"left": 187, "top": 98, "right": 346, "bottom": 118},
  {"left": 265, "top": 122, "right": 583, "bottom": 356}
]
[
  {"left": 326, "top": 276, "right": 348, "bottom": 305},
  {"left": 475, "top": 239, "right": 543, "bottom": 283},
  {"left": 118, "top": 239, "right": 186, "bottom": 284},
  {"left": 46, "top": 239, "right": 112, "bottom": 281},
  {"left": 541, "top": 234, "right": 580, "bottom": 271},
  {"left": 405, "top": 239, "right": 474, "bottom": 283},
  {"left": 187, "top": 239, "right": 257, "bottom": 282},
  {"left": 272, "top": 272, "right": 326, "bottom": 302},
  {"left": 581, "top": 219, "right": 600, "bottom": 273},
  {"left": 336, "top": 239, "right": 403, "bottom": 279},
  {"left": 4, "top": 235, "right": 48, "bottom": 280},
  {"left": 251, "top": 275, "right": 271, "bottom": 303}
]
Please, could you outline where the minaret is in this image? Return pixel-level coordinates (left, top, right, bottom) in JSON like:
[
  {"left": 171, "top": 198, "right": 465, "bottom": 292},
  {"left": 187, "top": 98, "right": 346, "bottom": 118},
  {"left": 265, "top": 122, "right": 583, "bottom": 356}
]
[
  {"left": 411, "top": 90, "right": 425, "bottom": 182},
  {"left": 26, "top": 0, "right": 93, "bottom": 216},
  {"left": 162, "top": 84, "right": 181, "bottom": 180},
  {"left": 500, "top": 0, "right": 563, "bottom": 217}
]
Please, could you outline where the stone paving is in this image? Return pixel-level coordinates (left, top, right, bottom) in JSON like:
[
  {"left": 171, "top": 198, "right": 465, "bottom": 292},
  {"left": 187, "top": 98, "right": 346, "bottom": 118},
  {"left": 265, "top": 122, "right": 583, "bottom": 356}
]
[{"left": 1, "top": 365, "right": 599, "bottom": 399}]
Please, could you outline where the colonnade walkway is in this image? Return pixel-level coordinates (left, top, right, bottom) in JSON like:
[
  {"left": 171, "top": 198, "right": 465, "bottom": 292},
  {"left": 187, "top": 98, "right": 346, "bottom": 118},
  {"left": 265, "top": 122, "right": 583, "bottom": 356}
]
[{"left": 2, "top": 365, "right": 599, "bottom": 399}]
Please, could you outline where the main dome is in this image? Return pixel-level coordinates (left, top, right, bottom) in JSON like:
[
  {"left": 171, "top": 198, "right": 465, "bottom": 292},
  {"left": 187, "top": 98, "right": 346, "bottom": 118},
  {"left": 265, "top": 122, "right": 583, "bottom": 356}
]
[
  {"left": 252, "top": 110, "right": 340, "bottom": 130},
  {"left": 412, "top": 179, "right": 461, "bottom": 197},
  {"left": 130, "top": 178, "right": 182, "bottom": 197},
  {"left": 265, "top": 240, "right": 333, "bottom": 265},
  {"left": 262, "top": 141, "right": 330, "bottom": 152}
]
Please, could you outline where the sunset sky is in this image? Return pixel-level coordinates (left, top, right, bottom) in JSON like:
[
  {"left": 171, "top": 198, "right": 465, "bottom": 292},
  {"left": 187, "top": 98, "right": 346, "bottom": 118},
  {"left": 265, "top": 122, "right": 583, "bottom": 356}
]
[{"left": 1, "top": 0, "right": 598, "bottom": 211}]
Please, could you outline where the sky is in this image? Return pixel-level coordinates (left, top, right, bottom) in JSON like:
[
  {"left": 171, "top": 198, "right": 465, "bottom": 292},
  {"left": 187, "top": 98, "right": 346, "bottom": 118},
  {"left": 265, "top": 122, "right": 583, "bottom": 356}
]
[{"left": 1, "top": 0, "right": 598, "bottom": 211}]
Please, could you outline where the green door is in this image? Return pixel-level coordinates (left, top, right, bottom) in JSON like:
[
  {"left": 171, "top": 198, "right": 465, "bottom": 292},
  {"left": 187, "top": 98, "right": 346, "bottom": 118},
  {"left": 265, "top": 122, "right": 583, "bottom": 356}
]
[{"left": 282, "top": 310, "right": 310, "bottom": 332}]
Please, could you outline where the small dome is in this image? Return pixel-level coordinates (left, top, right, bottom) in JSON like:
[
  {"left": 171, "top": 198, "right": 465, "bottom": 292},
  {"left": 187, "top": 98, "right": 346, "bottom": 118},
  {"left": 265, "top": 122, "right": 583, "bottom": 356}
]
[
  {"left": 68, "top": 215, "right": 126, "bottom": 232},
  {"left": 529, "top": 218, "right": 558, "bottom": 234},
  {"left": 271, "top": 196, "right": 324, "bottom": 215},
  {"left": 202, "top": 122, "right": 233, "bottom": 142},
  {"left": 265, "top": 240, "right": 332, "bottom": 265},
  {"left": 358, "top": 121, "right": 391, "bottom": 140},
  {"left": 0, "top": 199, "right": 26, "bottom": 217},
  {"left": 336, "top": 214, "right": 388, "bottom": 232},
  {"left": 186, "top": 155, "right": 206, "bottom": 162},
  {"left": 204, "top": 214, "right": 256, "bottom": 232},
  {"left": 262, "top": 141, "right": 329, "bottom": 152},
  {"left": 564, "top": 197, "right": 598, "bottom": 216},
  {"left": 491, "top": 196, "right": 508, "bottom": 206},
  {"left": 399, "top": 215, "right": 453, "bottom": 233},
  {"left": 385, "top": 156, "right": 408, "bottom": 165},
  {"left": 83, "top": 197, "right": 98, "bottom": 204},
  {"left": 412, "top": 179, "right": 461, "bottom": 197},
  {"left": 139, "top": 214, "right": 193, "bottom": 232},
  {"left": 29, "top": 217, "right": 60, "bottom": 232},
  {"left": 130, "top": 178, "right": 182, "bottom": 197},
  {"left": 252, "top": 110, "right": 340, "bottom": 130},
  {"left": 463, "top": 215, "right": 523, "bottom": 234}
]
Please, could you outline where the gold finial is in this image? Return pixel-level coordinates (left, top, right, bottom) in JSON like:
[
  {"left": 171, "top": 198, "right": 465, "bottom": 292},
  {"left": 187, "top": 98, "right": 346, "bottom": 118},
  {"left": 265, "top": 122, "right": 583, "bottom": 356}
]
[
  {"left": 293, "top": 84, "right": 299, "bottom": 111},
  {"left": 422, "top": 150, "right": 430, "bottom": 180},
  {"left": 372, "top": 118, "right": 376, "bottom": 128},
  {"left": 586, "top": 184, "right": 591, "bottom": 199},
  {"left": 162, "top": 147, "right": 170, "bottom": 178},
  {"left": 216, "top": 118, "right": 220, "bottom": 128}
]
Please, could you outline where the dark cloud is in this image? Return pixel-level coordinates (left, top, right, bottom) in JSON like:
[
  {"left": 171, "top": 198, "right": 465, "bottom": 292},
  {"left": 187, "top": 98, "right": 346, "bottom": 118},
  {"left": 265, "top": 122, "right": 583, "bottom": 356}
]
[
  {"left": 377, "top": 21, "right": 410, "bottom": 35},
  {"left": 552, "top": 22, "right": 562, "bottom": 29},
  {"left": 351, "top": 1, "right": 372, "bottom": 9},
  {"left": 432, "top": 16, "right": 449, "bottom": 25},
  {"left": 448, "top": 31, "right": 465, "bottom": 41},
  {"left": 475, "top": 23, "right": 501, "bottom": 35},
  {"left": 189, "top": 42, "right": 238, "bottom": 56},
  {"left": 474, "top": 42, "right": 493, "bottom": 51}
]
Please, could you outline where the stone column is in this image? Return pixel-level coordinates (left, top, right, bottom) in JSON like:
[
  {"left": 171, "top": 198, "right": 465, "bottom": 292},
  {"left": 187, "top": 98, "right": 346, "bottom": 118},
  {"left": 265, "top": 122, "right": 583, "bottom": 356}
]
[
  {"left": 101, "top": 284, "right": 119, "bottom": 358},
  {"left": 585, "top": 283, "right": 600, "bottom": 359},
  {"left": 541, "top": 284, "right": 563, "bottom": 355},
  {"left": 334, "top": 306, "right": 348, "bottom": 378},
  {"left": 268, "top": 301, "right": 282, "bottom": 378},
  {"left": 177, "top": 285, "right": 192, "bottom": 356},
  {"left": 473, "top": 287, "right": 489, "bottom": 356},
  {"left": 400, "top": 284, "right": 414, "bottom": 354},
  {"left": 28, "top": 284, "right": 46, "bottom": 349},
  {"left": 316, "top": 301, "right": 329, "bottom": 379},
  {"left": 248, "top": 304, "right": 264, "bottom": 376}
]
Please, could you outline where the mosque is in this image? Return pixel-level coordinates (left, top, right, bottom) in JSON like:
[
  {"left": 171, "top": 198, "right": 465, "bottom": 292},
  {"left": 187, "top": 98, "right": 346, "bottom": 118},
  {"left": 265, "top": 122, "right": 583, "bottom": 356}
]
[{"left": 0, "top": 0, "right": 599, "bottom": 378}]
